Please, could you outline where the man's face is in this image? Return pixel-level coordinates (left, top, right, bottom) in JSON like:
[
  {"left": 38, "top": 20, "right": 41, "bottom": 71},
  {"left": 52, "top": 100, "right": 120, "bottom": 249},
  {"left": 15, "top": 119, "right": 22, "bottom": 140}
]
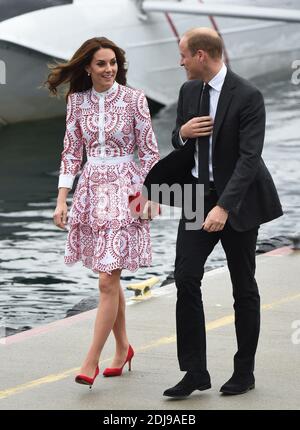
[{"left": 179, "top": 37, "right": 202, "bottom": 80}]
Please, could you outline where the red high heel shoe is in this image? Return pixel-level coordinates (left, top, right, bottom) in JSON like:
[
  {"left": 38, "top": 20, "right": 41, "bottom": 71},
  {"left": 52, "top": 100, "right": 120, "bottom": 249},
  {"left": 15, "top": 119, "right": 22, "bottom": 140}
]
[
  {"left": 75, "top": 365, "right": 99, "bottom": 388},
  {"left": 103, "top": 345, "right": 134, "bottom": 377}
]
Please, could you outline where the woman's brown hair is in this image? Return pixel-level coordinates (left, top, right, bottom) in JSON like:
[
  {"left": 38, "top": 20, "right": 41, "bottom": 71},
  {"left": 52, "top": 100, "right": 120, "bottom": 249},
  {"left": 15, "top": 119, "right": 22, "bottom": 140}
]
[{"left": 44, "top": 37, "right": 127, "bottom": 100}]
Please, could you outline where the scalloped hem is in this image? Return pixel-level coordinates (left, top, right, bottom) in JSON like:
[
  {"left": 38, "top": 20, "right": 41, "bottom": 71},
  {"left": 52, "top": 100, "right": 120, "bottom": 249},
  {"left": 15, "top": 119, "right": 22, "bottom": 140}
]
[
  {"left": 67, "top": 214, "right": 149, "bottom": 232},
  {"left": 64, "top": 256, "right": 152, "bottom": 276}
]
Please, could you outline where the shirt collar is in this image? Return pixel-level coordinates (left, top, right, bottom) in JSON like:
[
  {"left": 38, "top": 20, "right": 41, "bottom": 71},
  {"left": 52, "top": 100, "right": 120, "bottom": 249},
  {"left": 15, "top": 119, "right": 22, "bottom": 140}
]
[
  {"left": 208, "top": 63, "right": 227, "bottom": 92},
  {"left": 92, "top": 80, "right": 118, "bottom": 97}
]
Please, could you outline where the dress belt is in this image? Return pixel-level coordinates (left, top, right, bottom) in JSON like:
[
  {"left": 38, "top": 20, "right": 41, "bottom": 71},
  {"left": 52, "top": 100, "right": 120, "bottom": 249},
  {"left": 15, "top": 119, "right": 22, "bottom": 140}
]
[{"left": 87, "top": 154, "right": 134, "bottom": 165}]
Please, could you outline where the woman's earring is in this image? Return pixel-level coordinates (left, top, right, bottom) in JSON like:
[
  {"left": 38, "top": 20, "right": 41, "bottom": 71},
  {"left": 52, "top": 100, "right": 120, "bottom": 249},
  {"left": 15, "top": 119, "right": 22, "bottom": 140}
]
[{"left": 88, "top": 72, "right": 91, "bottom": 76}]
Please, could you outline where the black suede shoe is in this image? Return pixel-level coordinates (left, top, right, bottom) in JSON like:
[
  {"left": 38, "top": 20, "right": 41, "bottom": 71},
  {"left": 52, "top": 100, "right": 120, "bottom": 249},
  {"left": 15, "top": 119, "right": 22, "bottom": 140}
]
[
  {"left": 163, "top": 372, "right": 211, "bottom": 398},
  {"left": 220, "top": 372, "right": 255, "bottom": 395}
]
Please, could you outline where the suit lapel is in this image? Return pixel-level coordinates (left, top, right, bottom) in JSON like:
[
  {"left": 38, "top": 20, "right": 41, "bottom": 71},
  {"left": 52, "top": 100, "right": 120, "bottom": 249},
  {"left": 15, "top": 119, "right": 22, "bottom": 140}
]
[
  {"left": 185, "top": 81, "right": 203, "bottom": 121},
  {"left": 212, "top": 69, "right": 236, "bottom": 154}
]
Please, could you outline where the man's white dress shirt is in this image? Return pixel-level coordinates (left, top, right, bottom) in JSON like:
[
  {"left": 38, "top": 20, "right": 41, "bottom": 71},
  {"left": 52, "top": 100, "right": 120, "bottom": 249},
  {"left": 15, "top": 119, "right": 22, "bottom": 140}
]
[{"left": 179, "top": 63, "right": 227, "bottom": 181}]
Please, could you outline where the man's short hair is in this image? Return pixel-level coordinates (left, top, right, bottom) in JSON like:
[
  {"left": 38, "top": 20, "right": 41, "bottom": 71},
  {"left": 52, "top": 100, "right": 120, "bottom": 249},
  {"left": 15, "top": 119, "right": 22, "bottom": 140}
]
[{"left": 185, "top": 30, "right": 223, "bottom": 59}]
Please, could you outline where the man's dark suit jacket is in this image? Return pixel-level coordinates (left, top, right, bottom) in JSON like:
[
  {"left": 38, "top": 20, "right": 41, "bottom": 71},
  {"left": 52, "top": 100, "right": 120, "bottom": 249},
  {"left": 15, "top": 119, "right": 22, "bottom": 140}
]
[{"left": 143, "top": 68, "right": 283, "bottom": 232}]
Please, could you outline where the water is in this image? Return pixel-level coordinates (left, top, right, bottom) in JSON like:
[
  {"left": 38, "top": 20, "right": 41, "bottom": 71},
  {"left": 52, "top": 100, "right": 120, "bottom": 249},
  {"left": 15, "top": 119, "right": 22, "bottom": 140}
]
[{"left": 0, "top": 71, "right": 299, "bottom": 335}]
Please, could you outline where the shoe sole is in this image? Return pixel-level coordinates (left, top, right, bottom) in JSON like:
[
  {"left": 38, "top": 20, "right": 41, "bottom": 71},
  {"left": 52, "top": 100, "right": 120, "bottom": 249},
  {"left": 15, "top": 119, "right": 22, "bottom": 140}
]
[
  {"left": 220, "top": 384, "right": 255, "bottom": 395},
  {"left": 198, "top": 383, "right": 212, "bottom": 391},
  {"left": 75, "top": 377, "right": 92, "bottom": 386},
  {"left": 163, "top": 383, "right": 211, "bottom": 398}
]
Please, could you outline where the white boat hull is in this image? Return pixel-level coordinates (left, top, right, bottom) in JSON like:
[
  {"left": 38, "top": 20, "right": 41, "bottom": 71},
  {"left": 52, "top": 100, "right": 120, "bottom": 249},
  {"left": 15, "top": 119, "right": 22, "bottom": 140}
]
[{"left": 0, "top": 0, "right": 300, "bottom": 124}]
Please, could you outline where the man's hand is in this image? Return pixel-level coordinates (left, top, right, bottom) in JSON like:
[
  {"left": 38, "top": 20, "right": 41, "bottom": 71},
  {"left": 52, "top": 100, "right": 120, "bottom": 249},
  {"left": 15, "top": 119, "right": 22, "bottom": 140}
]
[
  {"left": 180, "top": 116, "right": 213, "bottom": 140},
  {"left": 202, "top": 205, "right": 228, "bottom": 233}
]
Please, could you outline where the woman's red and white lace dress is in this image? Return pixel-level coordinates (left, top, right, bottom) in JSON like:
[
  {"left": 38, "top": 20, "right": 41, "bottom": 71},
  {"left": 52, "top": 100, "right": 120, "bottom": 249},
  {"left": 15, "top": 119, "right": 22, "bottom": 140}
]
[{"left": 58, "top": 81, "right": 160, "bottom": 274}]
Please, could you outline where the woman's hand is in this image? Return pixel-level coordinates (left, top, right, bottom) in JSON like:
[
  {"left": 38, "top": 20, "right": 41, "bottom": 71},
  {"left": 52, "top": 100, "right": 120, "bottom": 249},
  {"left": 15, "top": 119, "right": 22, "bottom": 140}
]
[
  {"left": 53, "top": 202, "right": 68, "bottom": 229},
  {"left": 141, "top": 201, "right": 161, "bottom": 220}
]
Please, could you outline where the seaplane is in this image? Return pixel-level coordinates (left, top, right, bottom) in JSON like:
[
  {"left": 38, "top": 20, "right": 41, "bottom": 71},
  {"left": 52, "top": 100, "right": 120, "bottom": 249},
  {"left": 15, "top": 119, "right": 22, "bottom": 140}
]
[{"left": 0, "top": 0, "right": 300, "bottom": 125}]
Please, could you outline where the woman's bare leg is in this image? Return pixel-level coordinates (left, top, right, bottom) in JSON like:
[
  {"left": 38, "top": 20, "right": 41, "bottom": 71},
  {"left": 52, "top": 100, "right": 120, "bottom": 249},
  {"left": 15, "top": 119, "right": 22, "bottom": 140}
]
[
  {"left": 79, "top": 269, "right": 122, "bottom": 377},
  {"left": 109, "top": 284, "right": 130, "bottom": 368}
]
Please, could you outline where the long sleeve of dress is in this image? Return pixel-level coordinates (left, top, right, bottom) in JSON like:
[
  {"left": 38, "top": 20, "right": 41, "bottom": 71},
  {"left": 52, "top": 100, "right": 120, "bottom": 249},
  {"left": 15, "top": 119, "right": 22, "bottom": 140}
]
[
  {"left": 58, "top": 93, "right": 83, "bottom": 189},
  {"left": 133, "top": 90, "right": 160, "bottom": 184}
]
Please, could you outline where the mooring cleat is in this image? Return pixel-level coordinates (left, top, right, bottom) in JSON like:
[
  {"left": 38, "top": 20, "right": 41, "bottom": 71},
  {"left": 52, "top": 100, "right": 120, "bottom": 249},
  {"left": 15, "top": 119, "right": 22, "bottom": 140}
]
[
  {"left": 126, "top": 276, "right": 160, "bottom": 300},
  {"left": 291, "top": 234, "right": 300, "bottom": 250}
]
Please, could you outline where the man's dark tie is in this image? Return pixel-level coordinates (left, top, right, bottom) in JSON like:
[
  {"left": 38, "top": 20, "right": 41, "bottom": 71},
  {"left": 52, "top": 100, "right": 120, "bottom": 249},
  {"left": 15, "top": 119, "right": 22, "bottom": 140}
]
[{"left": 198, "top": 83, "right": 211, "bottom": 196}]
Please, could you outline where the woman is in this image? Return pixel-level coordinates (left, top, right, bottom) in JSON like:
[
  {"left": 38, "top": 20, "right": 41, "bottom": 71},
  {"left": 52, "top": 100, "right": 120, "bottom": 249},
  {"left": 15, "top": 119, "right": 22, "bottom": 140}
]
[{"left": 45, "top": 37, "right": 160, "bottom": 388}]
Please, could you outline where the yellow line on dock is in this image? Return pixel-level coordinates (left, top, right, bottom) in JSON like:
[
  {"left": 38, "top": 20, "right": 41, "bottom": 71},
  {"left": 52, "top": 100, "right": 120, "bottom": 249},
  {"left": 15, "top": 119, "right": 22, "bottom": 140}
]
[
  {"left": 261, "top": 293, "right": 300, "bottom": 310},
  {"left": 1, "top": 292, "right": 300, "bottom": 401},
  {"left": 0, "top": 368, "right": 80, "bottom": 400}
]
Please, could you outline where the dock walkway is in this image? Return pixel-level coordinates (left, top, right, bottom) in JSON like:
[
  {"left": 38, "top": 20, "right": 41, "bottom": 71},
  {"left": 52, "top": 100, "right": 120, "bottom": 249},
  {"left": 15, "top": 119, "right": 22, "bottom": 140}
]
[{"left": 1, "top": 247, "right": 299, "bottom": 410}]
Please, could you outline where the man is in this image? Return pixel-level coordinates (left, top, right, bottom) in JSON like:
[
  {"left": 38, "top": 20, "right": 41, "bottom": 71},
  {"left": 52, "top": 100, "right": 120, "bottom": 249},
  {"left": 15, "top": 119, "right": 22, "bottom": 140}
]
[{"left": 144, "top": 27, "right": 283, "bottom": 397}]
